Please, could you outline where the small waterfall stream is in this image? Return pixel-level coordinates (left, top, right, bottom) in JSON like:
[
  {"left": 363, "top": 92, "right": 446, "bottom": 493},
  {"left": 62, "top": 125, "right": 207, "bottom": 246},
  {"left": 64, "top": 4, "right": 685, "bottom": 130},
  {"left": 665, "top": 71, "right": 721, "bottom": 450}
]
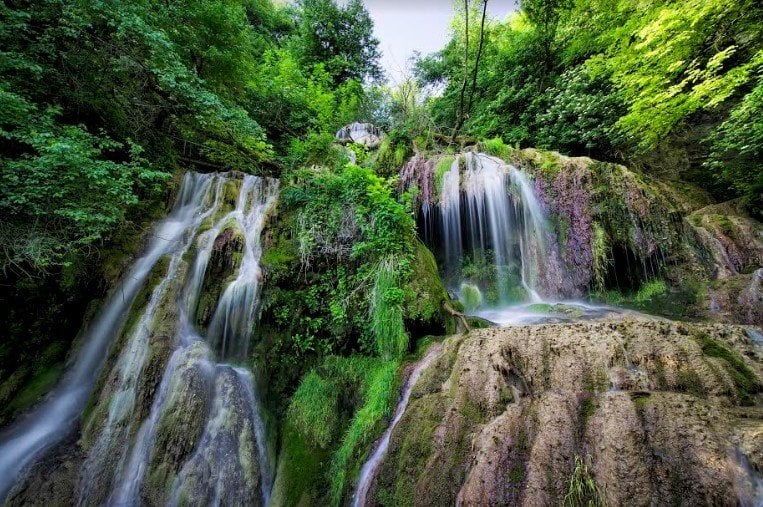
[
  {"left": 352, "top": 343, "right": 443, "bottom": 507},
  {"left": 0, "top": 173, "right": 218, "bottom": 500},
  {"left": 0, "top": 172, "right": 278, "bottom": 505}
]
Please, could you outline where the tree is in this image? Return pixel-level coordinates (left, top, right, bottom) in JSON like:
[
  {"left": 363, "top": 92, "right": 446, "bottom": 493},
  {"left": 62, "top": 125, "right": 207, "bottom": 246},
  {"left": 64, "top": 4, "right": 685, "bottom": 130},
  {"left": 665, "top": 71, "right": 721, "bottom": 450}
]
[
  {"left": 521, "top": 0, "right": 571, "bottom": 90},
  {"left": 452, "top": 0, "right": 489, "bottom": 142},
  {"left": 707, "top": 75, "right": 763, "bottom": 218},
  {"left": 295, "top": 0, "right": 383, "bottom": 86}
]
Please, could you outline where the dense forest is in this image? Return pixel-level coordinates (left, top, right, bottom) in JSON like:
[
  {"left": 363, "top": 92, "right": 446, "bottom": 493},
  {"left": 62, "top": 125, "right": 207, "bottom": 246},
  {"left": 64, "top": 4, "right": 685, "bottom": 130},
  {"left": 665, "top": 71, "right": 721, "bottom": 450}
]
[{"left": 0, "top": 0, "right": 761, "bottom": 505}]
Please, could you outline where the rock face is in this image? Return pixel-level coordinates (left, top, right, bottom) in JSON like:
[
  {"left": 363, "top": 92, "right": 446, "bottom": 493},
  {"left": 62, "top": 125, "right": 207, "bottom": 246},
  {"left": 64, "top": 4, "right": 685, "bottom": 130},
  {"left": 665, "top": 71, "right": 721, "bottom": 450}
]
[
  {"left": 335, "top": 122, "right": 384, "bottom": 149},
  {"left": 368, "top": 318, "right": 763, "bottom": 506},
  {"left": 398, "top": 147, "right": 763, "bottom": 325},
  {"left": 688, "top": 201, "right": 763, "bottom": 325}
]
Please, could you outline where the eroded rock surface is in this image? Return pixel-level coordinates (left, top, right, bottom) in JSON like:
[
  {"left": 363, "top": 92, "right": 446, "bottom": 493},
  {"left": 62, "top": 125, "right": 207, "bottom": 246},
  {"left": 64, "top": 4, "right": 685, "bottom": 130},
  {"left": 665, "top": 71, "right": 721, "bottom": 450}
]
[{"left": 369, "top": 318, "right": 763, "bottom": 506}]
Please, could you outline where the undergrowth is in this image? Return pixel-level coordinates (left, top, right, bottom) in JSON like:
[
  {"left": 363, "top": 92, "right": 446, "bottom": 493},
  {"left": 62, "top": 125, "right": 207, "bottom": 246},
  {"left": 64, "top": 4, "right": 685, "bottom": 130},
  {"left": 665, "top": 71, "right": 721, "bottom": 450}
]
[{"left": 564, "top": 455, "right": 607, "bottom": 507}]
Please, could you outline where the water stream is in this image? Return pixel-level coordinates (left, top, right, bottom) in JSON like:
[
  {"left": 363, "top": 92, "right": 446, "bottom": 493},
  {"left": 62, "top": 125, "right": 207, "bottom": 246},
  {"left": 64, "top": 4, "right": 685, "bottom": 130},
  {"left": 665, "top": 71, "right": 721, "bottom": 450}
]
[
  {"left": 0, "top": 173, "right": 219, "bottom": 500},
  {"left": 352, "top": 343, "right": 443, "bottom": 507},
  {"left": 0, "top": 172, "right": 278, "bottom": 505}
]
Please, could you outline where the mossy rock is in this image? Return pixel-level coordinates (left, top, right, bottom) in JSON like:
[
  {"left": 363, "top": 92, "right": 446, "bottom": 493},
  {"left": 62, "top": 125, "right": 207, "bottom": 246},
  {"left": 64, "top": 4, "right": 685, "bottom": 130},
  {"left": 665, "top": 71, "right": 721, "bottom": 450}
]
[
  {"left": 374, "top": 393, "right": 449, "bottom": 507},
  {"left": 270, "top": 422, "right": 329, "bottom": 507},
  {"left": 404, "top": 240, "right": 453, "bottom": 338},
  {"left": 195, "top": 224, "right": 246, "bottom": 330},
  {"left": 81, "top": 256, "right": 172, "bottom": 442},
  {"left": 145, "top": 349, "right": 214, "bottom": 505},
  {"left": 692, "top": 330, "right": 761, "bottom": 405}
]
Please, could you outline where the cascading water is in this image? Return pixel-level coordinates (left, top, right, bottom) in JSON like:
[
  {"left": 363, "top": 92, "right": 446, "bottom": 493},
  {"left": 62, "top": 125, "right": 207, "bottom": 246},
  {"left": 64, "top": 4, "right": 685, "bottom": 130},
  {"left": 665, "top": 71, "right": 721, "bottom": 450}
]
[
  {"left": 0, "top": 172, "right": 278, "bottom": 506},
  {"left": 431, "top": 152, "right": 550, "bottom": 309},
  {"left": 0, "top": 173, "right": 218, "bottom": 500}
]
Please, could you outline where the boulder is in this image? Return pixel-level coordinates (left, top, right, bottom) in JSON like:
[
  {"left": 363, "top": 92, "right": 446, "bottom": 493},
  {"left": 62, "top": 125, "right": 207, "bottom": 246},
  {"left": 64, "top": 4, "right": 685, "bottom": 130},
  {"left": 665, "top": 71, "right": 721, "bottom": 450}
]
[{"left": 335, "top": 122, "right": 383, "bottom": 149}]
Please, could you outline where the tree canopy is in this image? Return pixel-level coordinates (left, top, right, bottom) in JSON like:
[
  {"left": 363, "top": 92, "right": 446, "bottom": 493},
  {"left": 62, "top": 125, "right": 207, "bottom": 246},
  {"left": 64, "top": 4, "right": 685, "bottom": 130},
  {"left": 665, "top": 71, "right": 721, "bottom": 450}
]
[
  {"left": 413, "top": 0, "right": 762, "bottom": 215},
  {"left": 0, "top": 0, "right": 382, "bottom": 276}
]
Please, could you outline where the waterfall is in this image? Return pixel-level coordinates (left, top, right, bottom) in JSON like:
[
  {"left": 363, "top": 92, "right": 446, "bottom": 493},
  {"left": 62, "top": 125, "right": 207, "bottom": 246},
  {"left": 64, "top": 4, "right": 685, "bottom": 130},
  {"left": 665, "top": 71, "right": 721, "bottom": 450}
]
[
  {"left": 0, "top": 172, "right": 278, "bottom": 506},
  {"left": 440, "top": 157, "right": 462, "bottom": 279},
  {"left": 432, "top": 152, "right": 549, "bottom": 308},
  {"left": 352, "top": 343, "right": 442, "bottom": 507}
]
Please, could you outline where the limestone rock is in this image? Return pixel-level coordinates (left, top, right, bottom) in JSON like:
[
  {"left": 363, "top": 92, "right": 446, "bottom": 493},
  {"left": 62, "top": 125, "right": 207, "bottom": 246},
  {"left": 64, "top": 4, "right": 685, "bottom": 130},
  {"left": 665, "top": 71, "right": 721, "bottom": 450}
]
[
  {"left": 335, "top": 122, "right": 384, "bottom": 149},
  {"left": 368, "top": 318, "right": 763, "bottom": 506}
]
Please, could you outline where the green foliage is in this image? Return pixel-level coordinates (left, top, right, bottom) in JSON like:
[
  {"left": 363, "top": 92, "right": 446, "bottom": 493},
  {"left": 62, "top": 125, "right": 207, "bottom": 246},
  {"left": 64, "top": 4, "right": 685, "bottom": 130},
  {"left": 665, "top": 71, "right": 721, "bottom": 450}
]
[
  {"left": 281, "top": 355, "right": 399, "bottom": 505},
  {"left": 480, "top": 137, "right": 512, "bottom": 159},
  {"left": 602, "top": 2, "right": 761, "bottom": 152},
  {"left": 707, "top": 73, "right": 763, "bottom": 218},
  {"left": 372, "top": 257, "right": 409, "bottom": 360},
  {"left": 535, "top": 65, "right": 625, "bottom": 154},
  {"left": 329, "top": 358, "right": 398, "bottom": 506},
  {"left": 418, "top": 0, "right": 763, "bottom": 203},
  {"left": 287, "top": 370, "right": 339, "bottom": 449},
  {"left": 0, "top": 90, "right": 167, "bottom": 273},
  {"left": 295, "top": 0, "right": 383, "bottom": 85},
  {"left": 634, "top": 279, "right": 667, "bottom": 303},
  {"left": 564, "top": 455, "right": 607, "bottom": 507}
]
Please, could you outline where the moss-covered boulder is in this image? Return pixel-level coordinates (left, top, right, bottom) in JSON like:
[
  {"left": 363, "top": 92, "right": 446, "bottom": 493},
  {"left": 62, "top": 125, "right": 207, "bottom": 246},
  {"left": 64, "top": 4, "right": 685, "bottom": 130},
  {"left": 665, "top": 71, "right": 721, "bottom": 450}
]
[{"left": 404, "top": 240, "right": 455, "bottom": 337}]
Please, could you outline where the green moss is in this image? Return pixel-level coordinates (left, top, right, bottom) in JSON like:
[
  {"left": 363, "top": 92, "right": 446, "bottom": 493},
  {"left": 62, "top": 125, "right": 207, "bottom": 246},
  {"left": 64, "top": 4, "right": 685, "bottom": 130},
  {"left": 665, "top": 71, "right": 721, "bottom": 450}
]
[
  {"left": 465, "top": 316, "right": 492, "bottom": 329},
  {"left": 480, "top": 137, "right": 512, "bottom": 159},
  {"left": 459, "top": 397, "right": 487, "bottom": 423},
  {"left": 377, "top": 393, "right": 449, "bottom": 507},
  {"left": 287, "top": 370, "right": 339, "bottom": 449},
  {"left": 707, "top": 213, "right": 736, "bottom": 237},
  {"left": 270, "top": 422, "right": 327, "bottom": 507},
  {"left": 125, "top": 256, "right": 172, "bottom": 337},
  {"left": 2, "top": 360, "right": 63, "bottom": 418},
  {"left": 634, "top": 279, "right": 667, "bottom": 303},
  {"left": 693, "top": 331, "right": 760, "bottom": 405},
  {"left": 329, "top": 358, "right": 399, "bottom": 505},
  {"left": 279, "top": 355, "right": 402, "bottom": 506},
  {"left": 434, "top": 155, "right": 456, "bottom": 193},
  {"left": 631, "top": 392, "right": 651, "bottom": 408},
  {"left": 460, "top": 283, "right": 483, "bottom": 311},
  {"left": 404, "top": 240, "right": 449, "bottom": 327},
  {"left": 212, "top": 177, "right": 242, "bottom": 222},
  {"left": 675, "top": 368, "right": 706, "bottom": 398},
  {"left": 261, "top": 241, "right": 298, "bottom": 279},
  {"left": 581, "top": 396, "right": 596, "bottom": 422}
]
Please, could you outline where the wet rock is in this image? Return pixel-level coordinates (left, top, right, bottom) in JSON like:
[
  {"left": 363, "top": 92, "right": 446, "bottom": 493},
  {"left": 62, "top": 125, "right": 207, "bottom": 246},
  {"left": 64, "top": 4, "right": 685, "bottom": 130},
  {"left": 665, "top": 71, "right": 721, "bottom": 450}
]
[
  {"left": 195, "top": 223, "right": 245, "bottom": 329},
  {"left": 4, "top": 435, "right": 83, "bottom": 507},
  {"left": 368, "top": 318, "right": 763, "bottom": 506}
]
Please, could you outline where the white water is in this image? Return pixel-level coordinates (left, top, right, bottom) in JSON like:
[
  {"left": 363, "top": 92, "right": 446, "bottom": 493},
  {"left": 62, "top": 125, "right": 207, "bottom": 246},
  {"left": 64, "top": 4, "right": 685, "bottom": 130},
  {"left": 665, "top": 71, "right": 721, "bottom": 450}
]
[
  {"left": 0, "top": 172, "right": 278, "bottom": 506},
  {"left": 352, "top": 343, "right": 443, "bottom": 507},
  {"left": 436, "top": 152, "right": 549, "bottom": 308},
  {"left": 0, "top": 172, "right": 218, "bottom": 500},
  {"left": 440, "top": 157, "right": 463, "bottom": 274},
  {"left": 101, "top": 174, "right": 278, "bottom": 506}
]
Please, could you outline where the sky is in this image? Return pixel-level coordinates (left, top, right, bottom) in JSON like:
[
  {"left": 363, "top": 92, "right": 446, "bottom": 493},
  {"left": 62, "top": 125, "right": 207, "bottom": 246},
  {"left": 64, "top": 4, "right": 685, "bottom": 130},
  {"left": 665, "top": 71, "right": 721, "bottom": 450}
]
[{"left": 361, "top": 0, "right": 518, "bottom": 84}]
